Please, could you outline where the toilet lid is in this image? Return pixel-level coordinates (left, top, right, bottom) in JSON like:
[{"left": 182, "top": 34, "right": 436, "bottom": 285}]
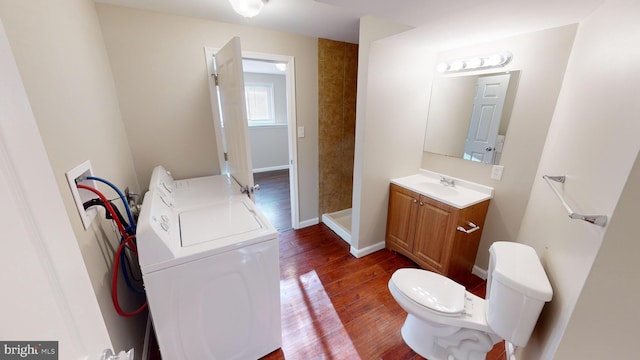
[{"left": 392, "top": 268, "right": 466, "bottom": 315}]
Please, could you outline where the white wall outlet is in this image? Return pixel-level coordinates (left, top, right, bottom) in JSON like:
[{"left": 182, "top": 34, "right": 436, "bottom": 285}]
[
  {"left": 66, "top": 160, "right": 98, "bottom": 229},
  {"left": 491, "top": 165, "right": 505, "bottom": 181},
  {"left": 297, "top": 126, "right": 305, "bottom": 138}
]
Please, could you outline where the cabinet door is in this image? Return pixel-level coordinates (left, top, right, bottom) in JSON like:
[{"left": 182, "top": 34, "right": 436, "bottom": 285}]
[
  {"left": 413, "top": 196, "right": 457, "bottom": 274},
  {"left": 448, "top": 200, "right": 490, "bottom": 282},
  {"left": 386, "top": 184, "right": 418, "bottom": 252}
]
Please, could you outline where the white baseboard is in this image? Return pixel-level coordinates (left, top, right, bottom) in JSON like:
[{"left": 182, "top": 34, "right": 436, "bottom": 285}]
[
  {"left": 350, "top": 241, "right": 386, "bottom": 258},
  {"left": 472, "top": 265, "right": 487, "bottom": 280},
  {"left": 296, "top": 217, "right": 319, "bottom": 229},
  {"left": 253, "top": 165, "right": 289, "bottom": 173}
]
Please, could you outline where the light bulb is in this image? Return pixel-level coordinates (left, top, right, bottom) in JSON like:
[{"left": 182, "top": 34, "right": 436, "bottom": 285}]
[
  {"left": 486, "top": 54, "right": 505, "bottom": 67},
  {"left": 449, "top": 60, "right": 465, "bottom": 71},
  {"left": 229, "top": 0, "right": 265, "bottom": 18},
  {"left": 436, "top": 62, "right": 449, "bottom": 73},
  {"left": 466, "top": 57, "right": 483, "bottom": 69}
]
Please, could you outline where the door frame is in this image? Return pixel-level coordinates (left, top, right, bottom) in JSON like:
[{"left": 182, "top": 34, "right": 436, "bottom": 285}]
[{"left": 204, "top": 47, "right": 300, "bottom": 229}]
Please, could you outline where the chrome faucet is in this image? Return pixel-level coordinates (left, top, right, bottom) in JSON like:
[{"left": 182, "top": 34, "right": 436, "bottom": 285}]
[{"left": 440, "top": 176, "right": 455, "bottom": 187}]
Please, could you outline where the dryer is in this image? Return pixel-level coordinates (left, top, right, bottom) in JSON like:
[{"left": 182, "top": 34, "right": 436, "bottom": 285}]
[{"left": 137, "top": 169, "right": 281, "bottom": 359}]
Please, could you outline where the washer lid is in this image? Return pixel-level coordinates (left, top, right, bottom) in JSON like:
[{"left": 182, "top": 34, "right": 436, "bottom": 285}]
[
  {"left": 179, "top": 200, "right": 263, "bottom": 247},
  {"left": 392, "top": 268, "right": 466, "bottom": 315}
]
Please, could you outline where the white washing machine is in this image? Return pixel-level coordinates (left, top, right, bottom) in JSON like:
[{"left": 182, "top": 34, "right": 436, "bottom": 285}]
[
  {"left": 148, "top": 165, "right": 238, "bottom": 209},
  {"left": 137, "top": 169, "right": 281, "bottom": 359}
]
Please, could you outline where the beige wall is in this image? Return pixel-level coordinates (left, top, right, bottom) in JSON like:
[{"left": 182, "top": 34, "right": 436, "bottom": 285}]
[
  {"left": 95, "top": 4, "right": 320, "bottom": 223},
  {"left": 554, "top": 151, "right": 640, "bottom": 359},
  {"left": 0, "top": 17, "right": 113, "bottom": 355},
  {"left": 358, "top": 3, "right": 639, "bottom": 357},
  {"left": 351, "top": 16, "right": 427, "bottom": 254},
  {"left": 518, "top": 0, "right": 640, "bottom": 357},
  {"left": 0, "top": 0, "right": 144, "bottom": 353},
  {"left": 421, "top": 25, "right": 577, "bottom": 269}
]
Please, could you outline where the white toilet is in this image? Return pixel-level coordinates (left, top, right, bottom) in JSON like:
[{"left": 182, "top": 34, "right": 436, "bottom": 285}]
[{"left": 388, "top": 241, "right": 552, "bottom": 360}]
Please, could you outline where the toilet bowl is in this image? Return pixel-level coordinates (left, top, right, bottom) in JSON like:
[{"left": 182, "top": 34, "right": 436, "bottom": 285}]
[{"left": 388, "top": 241, "right": 552, "bottom": 360}]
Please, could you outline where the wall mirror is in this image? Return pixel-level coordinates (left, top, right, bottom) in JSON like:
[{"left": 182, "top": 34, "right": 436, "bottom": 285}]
[{"left": 423, "top": 71, "right": 520, "bottom": 165}]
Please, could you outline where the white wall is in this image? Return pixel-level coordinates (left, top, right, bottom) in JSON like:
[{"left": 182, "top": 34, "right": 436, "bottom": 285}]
[
  {"left": 0, "top": 17, "right": 112, "bottom": 356},
  {"left": 0, "top": 0, "right": 145, "bottom": 353},
  {"left": 518, "top": 0, "right": 640, "bottom": 357},
  {"left": 249, "top": 126, "right": 289, "bottom": 171},
  {"left": 423, "top": 75, "right": 477, "bottom": 157},
  {"left": 554, "top": 151, "right": 640, "bottom": 359},
  {"left": 351, "top": 16, "right": 428, "bottom": 254},
  {"left": 245, "top": 72, "right": 289, "bottom": 172},
  {"left": 96, "top": 4, "right": 320, "bottom": 223},
  {"left": 421, "top": 25, "right": 577, "bottom": 269}
]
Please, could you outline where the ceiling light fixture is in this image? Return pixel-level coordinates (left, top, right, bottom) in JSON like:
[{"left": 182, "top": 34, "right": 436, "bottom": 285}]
[
  {"left": 229, "top": 0, "right": 267, "bottom": 18},
  {"left": 436, "top": 51, "right": 513, "bottom": 73}
]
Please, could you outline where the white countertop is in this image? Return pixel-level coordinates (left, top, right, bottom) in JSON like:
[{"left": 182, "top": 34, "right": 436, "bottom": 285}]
[{"left": 391, "top": 169, "right": 494, "bottom": 209}]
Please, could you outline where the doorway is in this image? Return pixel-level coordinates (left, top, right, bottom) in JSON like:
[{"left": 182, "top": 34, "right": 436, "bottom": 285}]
[
  {"left": 244, "top": 58, "right": 293, "bottom": 231},
  {"left": 253, "top": 169, "right": 291, "bottom": 231},
  {"left": 204, "top": 48, "right": 299, "bottom": 231}
]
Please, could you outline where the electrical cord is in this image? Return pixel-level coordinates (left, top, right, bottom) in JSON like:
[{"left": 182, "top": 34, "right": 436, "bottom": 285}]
[
  {"left": 77, "top": 184, "right": 147, "bottom": 315},
  {"left": 122, "top": 248, "right": 143, "bottom": 282},
  {"left": 83, "top": 198, "right": 130, "bottom": 232},
  {"left": 113, "top": 235, "right": 148, "bottom": 317},
  {"left": 119, "top": 242, "right": 145, "bottom": 294},
  {"left": 83, "top": 197, "right": 143, "bottom": 293},
  {"left": 77, "top": 184, "right": 127, "bottom": 237},
  {"left": 86, "top": 176, "right": 136, "bottom": 233}
]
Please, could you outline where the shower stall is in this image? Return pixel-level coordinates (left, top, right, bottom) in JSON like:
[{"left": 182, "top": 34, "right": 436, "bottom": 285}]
[
  {"left": 317, "top": 39, "right": 358, "bottom": 244},
  {"left": 322, "top": 208, "right": 352, "bottom": 244}
]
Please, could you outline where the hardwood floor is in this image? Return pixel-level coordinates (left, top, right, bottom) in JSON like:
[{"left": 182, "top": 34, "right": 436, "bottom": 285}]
[
  {"left": 254, "top": 169, "right": 292, "bottom": 231},
  {"left": 262, "top": 224, "right": 507, "bottom": 360},
  {"left": 150, "top": 171, "right": 507, "bottom": 359}
]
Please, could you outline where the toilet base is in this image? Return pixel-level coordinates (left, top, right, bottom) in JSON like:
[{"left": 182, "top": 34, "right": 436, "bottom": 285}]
[{"left": 401, "top": 314, "right": 499, "bottom": 360}]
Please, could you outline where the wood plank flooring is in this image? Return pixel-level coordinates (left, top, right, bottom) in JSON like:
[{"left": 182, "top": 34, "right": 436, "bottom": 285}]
[
  {"left": 262, "top": 224, "right": 507, "bottom": 360},
  {"left": 150, "top": 171, "right": 507, "bottom": 359},
  {"left": 254, "top": 169, "right": 292, "bottom": 231}
]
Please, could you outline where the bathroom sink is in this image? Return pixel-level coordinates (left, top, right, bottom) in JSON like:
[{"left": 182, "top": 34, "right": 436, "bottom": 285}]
[
  {"left": 391, "top": 170, "right": 494, "bottom": 209},
  {"left": 416, "top": 182, "right": 459, "bottom": 197}
]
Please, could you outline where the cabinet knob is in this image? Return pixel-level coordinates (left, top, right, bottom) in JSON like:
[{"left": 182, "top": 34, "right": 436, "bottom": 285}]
[
  {"left": 419, "top": 201, "right": 424, "bottom": 206},
  {"left": 412, "top": 198, "right": 418, "bottom": 203}
]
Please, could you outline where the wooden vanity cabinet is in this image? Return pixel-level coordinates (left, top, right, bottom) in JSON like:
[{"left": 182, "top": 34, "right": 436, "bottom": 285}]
[{"left": 385, "top": 183, "right": 490, "bottom": 282}]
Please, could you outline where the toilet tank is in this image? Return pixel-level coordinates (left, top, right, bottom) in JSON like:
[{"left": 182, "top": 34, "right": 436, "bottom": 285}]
[{"left": 486, "top": 241, "right": 553, "bottom": 347}]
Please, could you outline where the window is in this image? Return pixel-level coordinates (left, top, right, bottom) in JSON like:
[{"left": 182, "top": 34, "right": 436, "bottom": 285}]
[{"left": 245, "top": 83, "right": 275, "bottom": 126}]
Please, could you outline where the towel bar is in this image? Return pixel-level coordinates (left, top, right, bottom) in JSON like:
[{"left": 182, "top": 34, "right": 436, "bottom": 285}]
[{"left": 542, "top": 175, "right": 607, "bottom": 227}]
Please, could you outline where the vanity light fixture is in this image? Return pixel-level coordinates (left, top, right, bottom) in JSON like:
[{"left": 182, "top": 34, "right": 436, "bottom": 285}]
[
  {"left": 229, "top": 0, "right": 267, "bottom": 18},
  {"left": 436, "top": 51, "right": 513, "bottom": 73}
]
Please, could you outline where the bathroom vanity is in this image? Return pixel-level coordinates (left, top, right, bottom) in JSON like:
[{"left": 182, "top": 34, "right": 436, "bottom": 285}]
[{"left": 385, "top": 170, "right": 493, "bottom": 282}]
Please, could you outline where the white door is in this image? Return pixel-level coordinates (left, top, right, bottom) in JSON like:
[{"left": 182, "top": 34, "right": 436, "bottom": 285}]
[
  {"left": 464, "top": 73, "right": 511, "bottom": 164},
  {"left": 205, "top": 48, "right": 301, "bottom": 229},
  {"left": 0, "top": 20, "right": 113, "bottom": 359},
  {"left": 214, "top": 37, "right": 256, "bottom": 199}
]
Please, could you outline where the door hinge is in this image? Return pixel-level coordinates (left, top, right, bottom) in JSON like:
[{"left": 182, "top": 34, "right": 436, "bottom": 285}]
[
  {"left": 223, "top": 152, "right": 228, "bottom": 161},
  {"left": 212, "top": 73, "right": 219, "bottom": 85}
]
